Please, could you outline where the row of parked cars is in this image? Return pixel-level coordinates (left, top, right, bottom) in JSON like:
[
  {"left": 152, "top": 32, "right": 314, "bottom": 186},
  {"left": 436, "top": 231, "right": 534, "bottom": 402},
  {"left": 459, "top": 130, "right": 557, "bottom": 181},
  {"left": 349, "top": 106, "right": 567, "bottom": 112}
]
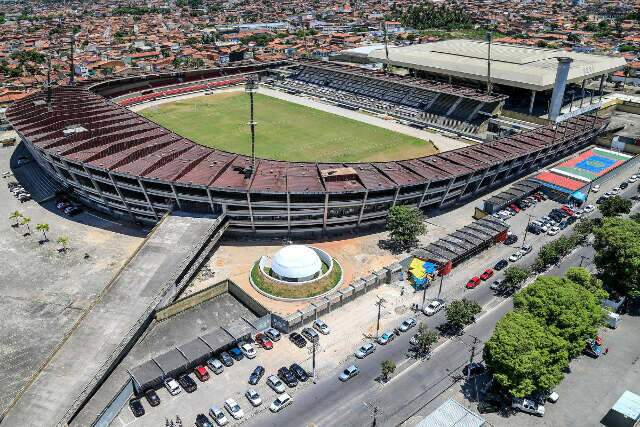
[
  {"left": 493, "top": 192, "right": 547, "bottom": 221},
  {"left": 7, "top": 181, "right": 31, "bottom": 202},
  {"left": 527, "top": 204, "right": 593, "bottom": 236}
]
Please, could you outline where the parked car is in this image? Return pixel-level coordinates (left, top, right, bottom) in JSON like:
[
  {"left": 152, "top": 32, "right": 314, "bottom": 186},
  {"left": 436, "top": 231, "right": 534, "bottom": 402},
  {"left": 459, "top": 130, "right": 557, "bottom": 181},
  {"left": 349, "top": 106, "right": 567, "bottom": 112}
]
[
  {"left": 629, "top": 175, "right": 638, "bottom": 183},
  {"left": 289, "top": 332, "right": 307, "bottom": 348},
  {"left": 583, "top": 204, "right": 595, "bottom": 213},
  {"left": 494, "top": 259, "right": 508, "bottom": 271},
  {"left": 194, "top": 365, "right": 210, "bottom": 382},
  {"left": 596, "top": 196, "right": 606, "bottom": 204},
  {"left": 238, "top": 342, "right": 257, "bottom": 359},
  {"left": 355, "top": 342, "right": 376, "bottom": 359},
  {"left": 423, "top": 299, "right": 445, "bottom": 316},
  {"left": 278, "top": 367, "right": 298, "bottom": 388},
  {"left": 224, "top": 398, "right": 244, "bottom": 420},
  {"left": 504, "top": 234, "right": 518, "bottom": 245},
  {"left": 490, "top": 280, "right": 503, "bottom": 291},
  {"left": 521, "top": 244, "right": 532, "bottom": 255},
  {"left": 177, "top": 374, "right": 197, "bottom": 393},
  {"left": 290, "top": 363, "right": 309, "bottom": 382},
  {"left": 466, "top": 276, "right": 481, "bottom": 289},
  {"left": 144, "top": 389, "right": 160, "bottom": 407},
  {"left": 219, "top": 351, "right": 234, "bottom": 367},
  {"left": 399, "top": 318, "right": 417, "bottom": 332},
  {"left": 267, "top": 375, "right": 286, "bottom": 393},
  {"left": 195, "top": 414, "right": 213, "bottom": 427},
  {"left": 509, "top": 251, "right": 523, "bottom": 262},
  {"left": 207, "top": 358, "right": 224, "bottom": 374},
  {"left": 249, "top": 366, "right": 265, "bottom": 385},
  {"left": 209, "top": 406, "right": 228, "bottom": 426},
  {"left": 339, "top": 365, "right": 360, "bottom": 382},
  {"left": 620, "top": 182, "right": 629, "bottom": 189},
  {"left": 591, "top": 184, "right": 600, "bottom": 193},
  {"left": 480, "top": 268, "right": 494, "bottom": 281},
  {"left": 270, "top": 393, "right": 293, "bottom": 413},
  {"left": 255, "top": 333, "right": 273, "bottom": 350},
  {"left": 163, "top": 378, "right": 181, "bottom": 396},
  {"left": 313, "top": 319, "right": 331, "bottom": 335},
  {"left": 265, "top": 328, "right": 281, "bottom": 341},
  {"left": 245, "top": 388, "right": 262, "bottom": 407},
  {"left": 509, "top": 204, "right": 520, "bottom": 213},
  {"left": 229, "top": 347, "right": 244, "bottom": 361},
  {"left": 129, "top": 399, "right": 145, "bottom": 417},
  {"left": 512, "top": 397, "right": 545, "bottom": 417},
  {"left": 547, "top": 226, "right": 560, "bottom": 236},
  {"left": 301, "top": 327, "right": 320, "bottom": 343},
  {"left": 377, "top": 331, "right": 395, "bottom": 345}
]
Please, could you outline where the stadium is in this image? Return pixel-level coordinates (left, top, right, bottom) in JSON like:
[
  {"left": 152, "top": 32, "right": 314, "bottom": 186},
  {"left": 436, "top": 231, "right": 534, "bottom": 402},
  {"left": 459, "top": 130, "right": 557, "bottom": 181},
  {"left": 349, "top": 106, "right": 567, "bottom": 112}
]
[{"left": 5, "top": 59, "right": 609, "bottom": 237}]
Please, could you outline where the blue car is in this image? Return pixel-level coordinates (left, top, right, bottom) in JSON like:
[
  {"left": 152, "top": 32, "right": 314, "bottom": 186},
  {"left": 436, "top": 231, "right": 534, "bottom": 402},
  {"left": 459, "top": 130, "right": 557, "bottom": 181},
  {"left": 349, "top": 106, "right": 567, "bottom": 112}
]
[
  {"left": 229, "top": 347, "right": 244, "bottom": 361},
  {"left": 377, "top": 331, "right": 395, "bottom": 345}
]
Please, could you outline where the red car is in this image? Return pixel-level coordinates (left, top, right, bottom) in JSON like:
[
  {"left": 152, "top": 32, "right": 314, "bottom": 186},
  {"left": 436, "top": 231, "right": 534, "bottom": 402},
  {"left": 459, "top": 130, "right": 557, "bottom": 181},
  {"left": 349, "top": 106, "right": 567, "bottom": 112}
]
[
  {"left": 480, "top": 268, "right": 494, "bottom": 281},
  {"left": 194, "top": 365, "right": 209, "bottom": 382},
  {"left": 466, "top": 276, "right": 481, "bottom": 289},
  {"left": 560, "top": 205, "right": 575, "bottom": 216},
  {"left": 255, "top": 333, "right": 273, "bottom": 350},
  {"left": 509, "top": 204, "right": 521, "bottom": 213}
]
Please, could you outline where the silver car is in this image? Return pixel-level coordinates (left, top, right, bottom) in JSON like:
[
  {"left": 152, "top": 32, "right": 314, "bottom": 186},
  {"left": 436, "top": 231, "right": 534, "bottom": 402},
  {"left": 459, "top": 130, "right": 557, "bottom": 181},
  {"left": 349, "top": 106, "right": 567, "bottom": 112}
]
[
  {"left": 245, "top": 388, "right": 262, "bottom": 407},
  {"left": 313, "top": 319, "right": 331, "bottom": 335},
  {"left": 399, "top": 318, "right": 416, "bottom": 332},
  {"left": 339, "top": 365, "right": 360, "bottom": 382},
  {"left": 267, "top": 375, "right": 286, "bottom": 394},
  {"left": 355, "top": 342, "right": 376, "bottom": 359},
  {"left": 423, "top": 299, "right": 445, "bottom": 316}
]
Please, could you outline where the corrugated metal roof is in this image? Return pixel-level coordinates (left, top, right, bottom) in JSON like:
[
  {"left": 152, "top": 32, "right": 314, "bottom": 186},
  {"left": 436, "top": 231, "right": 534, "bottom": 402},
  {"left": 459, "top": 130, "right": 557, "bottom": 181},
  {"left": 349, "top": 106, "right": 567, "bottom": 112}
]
[{"left": 415, "top": 398, "right": 486, "bottom": 427}]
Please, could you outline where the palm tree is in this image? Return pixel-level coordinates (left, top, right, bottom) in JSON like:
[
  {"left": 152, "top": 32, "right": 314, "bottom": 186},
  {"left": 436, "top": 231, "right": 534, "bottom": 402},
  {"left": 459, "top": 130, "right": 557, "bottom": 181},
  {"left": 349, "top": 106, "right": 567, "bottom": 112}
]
[
  {"left": 9, "top": 210, "right": 22, "bottom": 227},
  {"left": 36, "top": 223, "right": 50, "bottom": 242},
  {"left": 20, "top": 216, "right": 31, "bottom": 235},
  {"left": 57, "top": 235, "right": 69, "bottom": 252}
]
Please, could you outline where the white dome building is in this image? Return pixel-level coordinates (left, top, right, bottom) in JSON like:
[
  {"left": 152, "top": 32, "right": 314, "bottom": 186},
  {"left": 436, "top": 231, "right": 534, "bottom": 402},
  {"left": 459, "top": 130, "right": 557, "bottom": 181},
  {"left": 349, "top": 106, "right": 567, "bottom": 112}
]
[{"left": 270, "top": 245, "right": 323, "bottom": 282}]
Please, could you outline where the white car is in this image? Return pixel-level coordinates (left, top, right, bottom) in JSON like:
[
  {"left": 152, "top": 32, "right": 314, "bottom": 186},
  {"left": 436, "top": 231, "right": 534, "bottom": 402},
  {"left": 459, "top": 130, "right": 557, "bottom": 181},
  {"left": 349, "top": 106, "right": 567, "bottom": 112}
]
[
  {"left": 163, "top": 378, "right": 181, "bottom": 396},
  {"left": 521, "top": 244, "right": 532, "bottom": 255},
  {"left": 238, "top": 342, "right": 257, "bottom": 359},
  {"left": 591, "top": 184, "right": 600, "bottom": 193},
  {"left": 270, "top": 393, "right": 293, "bottom": 413},
  {"left": 548, "top": 391, "right": 559, "bottom": 403},
  {"left": 399, "top": 318, "right": 417, "bottom": 332},
  {"left": 245, "top": 388, "right": 262, "bottom": 407},
  {"left": 209, "top": 406, "right": 228, "bottom": 426},
  {"left": 509, "top": 251, "right": 523, "bottom": 262},
  {"left": 584, "top": 204, "right": 594, "bottom": 213},
  {"left": 540, "top": 224, "right": 550, "bottom": 233},
  {"left": 423, "top": 299, "right": 445, "bottom": 316},
  {"left": 355, "top": 342, "right": 376, "bottom": 359},
  {"left": 224, "top": 398, "right": 244, "bottom": 419},
  {"left": 313, "top": 319, "right": 331, "bottom": 335},
  {"left": 490, "top": 279, "right": 503, "bottom": 291},
  {"left": 611, "top": 187, "right": 621, "bottom": 194},
  {"left": 512, "top": 398, "right": 545, "bottom": 417},
  {"left": 339, "top": 365, "right": 360, "bottom": 382},
  {"left": 629, "top": 175, "right": 638, "bottom": 183},
  {"left": 547, "top": 226, "right": 560, "bottom": 236},
  {"left": 267, "top": 375, "right": 286, "bottom": 393}
]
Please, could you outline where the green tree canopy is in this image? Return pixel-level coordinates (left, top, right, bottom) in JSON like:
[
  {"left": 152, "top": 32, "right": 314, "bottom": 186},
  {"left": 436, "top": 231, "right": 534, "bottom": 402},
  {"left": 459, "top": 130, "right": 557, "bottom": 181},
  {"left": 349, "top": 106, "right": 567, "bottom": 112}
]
[
  {"left": 593, "top": 218, "right": 640, "bottom": 297},
  {"left": 514, "top": 276, "right": 604, "bottom": 358},
  {"left": 413, "top": 322, "right": 438, "bottom": 356},
  {"left": 565, "top": 267, "right": 607, "bottom": 300},
  {"left": 381, "top": 359, "right": 396, "bottom": 381},
  {"left": 599, "top": 196, "right": 632, "bottom": 217},
  {"left": 502, "top": 266, "right": 529, "bottom": 293},
  {"left": 386, "top": 205, "right": 425, "bottom": 249},
  {"left": 445, "top": 299, "right": 481, "bottom": 333},
  {"left": 484, "top": 310, "right": 569, "bottom": 398}
]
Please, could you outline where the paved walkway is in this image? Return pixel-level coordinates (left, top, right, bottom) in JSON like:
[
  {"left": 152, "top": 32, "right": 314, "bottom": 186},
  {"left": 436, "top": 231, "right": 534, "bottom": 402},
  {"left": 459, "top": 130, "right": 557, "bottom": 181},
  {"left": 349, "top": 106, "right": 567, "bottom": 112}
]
[{"left": 2, "top": 214, "right": 219, "bottom": 426}]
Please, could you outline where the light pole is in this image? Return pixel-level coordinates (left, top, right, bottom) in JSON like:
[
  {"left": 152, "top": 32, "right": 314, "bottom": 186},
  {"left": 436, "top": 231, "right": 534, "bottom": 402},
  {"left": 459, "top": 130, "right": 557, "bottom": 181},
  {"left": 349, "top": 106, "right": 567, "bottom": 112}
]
[
  {"left": 245, "top": 77, "right": 258, "bottom": 176},
  {"left": 437, "top": 274, "right": 444, "bottom": 299},
  {"left": 486, "top": 31, "right": 492, "bottom": 95},
  {"left": 522, "top": 213, "right": 534, "bottom": 245},
  {"left": 375, "top": 296, "right": 386, "bottom": 338}
]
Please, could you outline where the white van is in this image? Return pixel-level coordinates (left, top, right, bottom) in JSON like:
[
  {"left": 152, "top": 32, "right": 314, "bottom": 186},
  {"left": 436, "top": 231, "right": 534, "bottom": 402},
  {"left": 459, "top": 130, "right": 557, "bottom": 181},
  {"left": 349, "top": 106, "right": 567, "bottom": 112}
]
[{"left": 607, "top": 312, "right": 621, "bottom": 329}]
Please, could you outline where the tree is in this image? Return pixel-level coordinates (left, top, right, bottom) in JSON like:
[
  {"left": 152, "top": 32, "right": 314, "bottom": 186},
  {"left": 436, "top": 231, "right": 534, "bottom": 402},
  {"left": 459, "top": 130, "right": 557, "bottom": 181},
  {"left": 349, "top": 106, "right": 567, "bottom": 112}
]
[
  {"left": 599, "top": 196, "right": 632, "bottom": 217},
  {"left": 593, "top": 218, "right": 640, "bottom": 297},
  {"left": 57, "top": 235, "right": 70, "bottom": 252},
  {"left": 514, "top": 276, "right": 605, "bottom": 358},
  {"left": 413, "top": 323, "right": 438, "bottom": 356},
  {"left": 36, "top": 223, "right": 50, "bottom": 242},
  {"left": 484, "top": 311, "right": 569, "bottom": 398},
  {"left": 573, "top": 218, "right": 595, "bottom": 244},
  {"left": 565, "top": 267, "right": 607, "bottom": 300},
  {"left": 20, "top": 216, "right": 31, "bottom": 235},
  {"left": 502, "top": 266, "right": 529, "bottom": 294},
  {"left": 380, "top": 360, "right": 396, "bottom": 382},
  {"left": 9, "top": 210, "right": 22, "bottom": 227},
  {"left": 445, "top": 299, "right": 481, "bottom": 334},
  {"left": 386, "top": 205, "right": 425, "bottom": 249}
]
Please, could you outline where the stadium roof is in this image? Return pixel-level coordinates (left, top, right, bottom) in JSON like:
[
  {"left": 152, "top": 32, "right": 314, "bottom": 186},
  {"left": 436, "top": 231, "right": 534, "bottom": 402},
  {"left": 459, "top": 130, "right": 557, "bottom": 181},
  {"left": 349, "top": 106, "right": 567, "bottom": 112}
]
[{"left": 358, "top": 40, "right": 626, "bottom": 91}]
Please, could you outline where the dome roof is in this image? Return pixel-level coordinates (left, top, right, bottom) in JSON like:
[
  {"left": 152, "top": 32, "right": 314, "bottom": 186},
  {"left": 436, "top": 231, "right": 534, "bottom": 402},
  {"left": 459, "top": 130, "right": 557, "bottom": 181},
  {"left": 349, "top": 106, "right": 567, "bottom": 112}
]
[{"left": 271, "top": 245, "right": 322, "bottom": 280}]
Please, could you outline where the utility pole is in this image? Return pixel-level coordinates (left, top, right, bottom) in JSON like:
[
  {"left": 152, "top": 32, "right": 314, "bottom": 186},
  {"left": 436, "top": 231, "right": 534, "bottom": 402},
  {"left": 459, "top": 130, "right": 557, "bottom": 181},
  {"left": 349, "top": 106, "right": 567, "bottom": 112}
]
[
  {"left": 375, "top": 296, "right": 386, "bottom": 338},
  {"left": 522, "top": 213, "right": 534, "bottom": 245},
  {"left": 245, "top": 77, "right": 258, "bottom": 177},
  {"left": 421, "top": 279, "right": 428, "bottom": 309},
  {"left": 486, "top": 31, "right": 492, "bottom": 95},
  {"left": 363, "top": 401, "right": 381, "bottom": 427},
  {"left": 437, "top": 274, "right": 444, "bottom": 299},
  {"left": 381, "top": 21, "right": 390, "bottom": 74},
  {"left": 579, "top": 255, "right": 588, "bottom": 267},
  {"left": 312, "top": 339, "right": 317, "bottom": 383}
]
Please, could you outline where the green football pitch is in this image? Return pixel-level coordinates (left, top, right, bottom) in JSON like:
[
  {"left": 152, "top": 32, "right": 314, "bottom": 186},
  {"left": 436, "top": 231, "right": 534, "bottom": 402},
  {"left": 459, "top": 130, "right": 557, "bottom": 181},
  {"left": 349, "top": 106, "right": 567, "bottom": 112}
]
[{"left": 139, "top": 92, "right": 438, "bottom": 162}]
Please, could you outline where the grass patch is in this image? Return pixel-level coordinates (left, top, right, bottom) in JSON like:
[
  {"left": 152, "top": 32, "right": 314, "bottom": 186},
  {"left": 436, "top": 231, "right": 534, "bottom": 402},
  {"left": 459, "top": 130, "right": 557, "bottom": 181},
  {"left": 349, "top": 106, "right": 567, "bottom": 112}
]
[
  {"left": 139, "top": 92, "right": 437, "bottom": 162},
  {"left": 251, "top": 259, "right": 342, "bottom": 299}
]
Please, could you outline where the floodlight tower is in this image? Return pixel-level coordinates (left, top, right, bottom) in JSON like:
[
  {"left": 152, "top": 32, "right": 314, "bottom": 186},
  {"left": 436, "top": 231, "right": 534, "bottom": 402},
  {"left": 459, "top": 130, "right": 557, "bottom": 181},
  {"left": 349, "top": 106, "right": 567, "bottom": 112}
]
[
  {"left": 486, "top": 31, "right": 493, "bottom": 95},
  {"left": 245, "top": 77, "right": 258, "bottom": 176}
]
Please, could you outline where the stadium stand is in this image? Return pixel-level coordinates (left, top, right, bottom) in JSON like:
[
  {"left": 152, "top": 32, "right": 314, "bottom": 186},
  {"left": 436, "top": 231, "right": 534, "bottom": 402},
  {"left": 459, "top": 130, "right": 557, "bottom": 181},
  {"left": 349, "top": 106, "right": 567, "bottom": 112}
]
[{"left": 271, "top": 61, "right": 507, "bottom": 135}]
